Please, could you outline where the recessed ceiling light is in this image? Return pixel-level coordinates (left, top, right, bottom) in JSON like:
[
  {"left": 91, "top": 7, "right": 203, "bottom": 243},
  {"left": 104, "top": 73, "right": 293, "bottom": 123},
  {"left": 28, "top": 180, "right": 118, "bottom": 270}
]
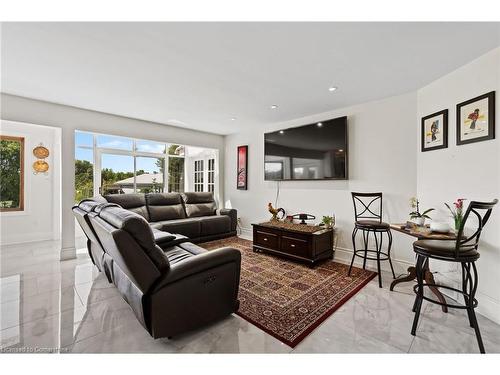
[
  {"left": 270, "top": 104, "right": 278, "bottom": 109},
  {"left": 328, "top": 86, "right": 338, "bottom": 92},
  {"left": 338, "top": 149, "right": 344, "bottom": 152},
  {"left": 279, "top": 130, "right": 284, "bottom": 134},
  {"left": 230, "top": 117, "right": 237, "bottom": 121},
  {"left": 317, "top": 122, "right": 323, "bottom": 127}
]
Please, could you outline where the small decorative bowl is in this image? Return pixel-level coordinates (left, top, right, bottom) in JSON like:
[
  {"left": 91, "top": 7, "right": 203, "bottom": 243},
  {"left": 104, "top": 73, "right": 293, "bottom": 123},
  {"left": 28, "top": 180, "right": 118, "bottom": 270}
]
[{"left": 430, "top": 222, "right": 450, "bottom": 233}]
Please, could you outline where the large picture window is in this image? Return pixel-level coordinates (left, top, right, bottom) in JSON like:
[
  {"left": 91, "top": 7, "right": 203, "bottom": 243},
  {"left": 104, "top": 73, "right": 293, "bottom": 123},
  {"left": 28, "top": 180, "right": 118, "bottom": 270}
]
[
  {"left": 0, "top": 136, "right": 24, "bottom": 211},
  {"left": 74, "top": 132, "right": 214, "bottom": 201}
]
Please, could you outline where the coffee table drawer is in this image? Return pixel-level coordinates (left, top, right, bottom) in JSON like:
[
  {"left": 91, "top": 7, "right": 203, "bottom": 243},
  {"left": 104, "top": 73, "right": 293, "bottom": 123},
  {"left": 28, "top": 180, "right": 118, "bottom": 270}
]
[
  {"left": 280, "top": 235, "right": 309, "bottom": 258},
  {"left": 255, "top": 230, "right": 279, "bottom": 248}
]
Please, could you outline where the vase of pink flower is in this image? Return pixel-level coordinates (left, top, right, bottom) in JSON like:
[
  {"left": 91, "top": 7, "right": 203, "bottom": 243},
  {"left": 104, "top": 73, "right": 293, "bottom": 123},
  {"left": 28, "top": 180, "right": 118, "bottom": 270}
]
[{"left": 445, "top": 198, "right": 467, "bottom": 232}]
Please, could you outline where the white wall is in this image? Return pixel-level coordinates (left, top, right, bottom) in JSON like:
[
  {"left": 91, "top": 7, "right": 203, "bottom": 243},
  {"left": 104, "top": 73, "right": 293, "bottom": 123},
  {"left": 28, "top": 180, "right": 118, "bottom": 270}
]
[
  {"left": 1, "top": 93, "right": 225, "bottom": 259},
  {"left": 224, "top": 47, "right": 500, "bottom": 324},
  {"left": 417, "top": 47, "right": 500, "bottom": 323},
  {"left": 0, "top": 120, "right": 61, "bottom": 245},
  {"left": 224, "top": 92, "right": 418, "bottom": 273}
]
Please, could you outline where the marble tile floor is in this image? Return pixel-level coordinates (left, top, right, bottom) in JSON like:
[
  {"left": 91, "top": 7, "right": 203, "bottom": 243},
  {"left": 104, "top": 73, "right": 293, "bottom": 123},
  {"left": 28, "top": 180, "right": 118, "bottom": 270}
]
[{"left": 1, "top": 239, "right": 500, "bottom": 353}]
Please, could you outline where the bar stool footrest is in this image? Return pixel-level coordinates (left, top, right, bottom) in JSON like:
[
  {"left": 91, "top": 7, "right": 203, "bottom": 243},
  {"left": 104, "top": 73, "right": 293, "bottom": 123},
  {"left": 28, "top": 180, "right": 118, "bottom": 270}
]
[
  {"left": 353, "top": 249, "right": 391, "bottom": 261},
  {"left": 413, "top": 283, "right": 478, "bottom": 310}
]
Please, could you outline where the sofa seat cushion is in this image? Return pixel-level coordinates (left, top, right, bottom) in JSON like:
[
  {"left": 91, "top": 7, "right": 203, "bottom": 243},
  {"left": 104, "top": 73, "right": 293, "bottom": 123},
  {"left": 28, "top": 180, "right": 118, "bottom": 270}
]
[
  {"left": 182, "top": 192, "right": 217, "bottom": 218},
  {"left": 104, "top": 193, "right": 150, "bottom": 221},
  {"left": 164, "top": 246, "right": 195, "bottom": 266},
  {"left": 163, "top": 242, "right": 208, "bottom": 265},
  {"left": 198, "top": 215, "right": 231, "bottom": 236},
  {"left": 150, "top": 218, "right": 201, "bottom": 239},
  {"left": 146, "top": 193, "right": 186, "bottom": 221},
  {"left": 178, "top": 242, "right": 208, "bottom": 256}
]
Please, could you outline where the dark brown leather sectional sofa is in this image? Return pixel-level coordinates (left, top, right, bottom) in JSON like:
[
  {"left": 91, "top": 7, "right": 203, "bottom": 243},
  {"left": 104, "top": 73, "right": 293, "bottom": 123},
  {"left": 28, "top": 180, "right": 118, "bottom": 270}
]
[
  {"left": 103, "top": 192, "right": 237, "bottom": 243},
  {"left": 73, "top": 192, "right": 241, "bottom": 339}
]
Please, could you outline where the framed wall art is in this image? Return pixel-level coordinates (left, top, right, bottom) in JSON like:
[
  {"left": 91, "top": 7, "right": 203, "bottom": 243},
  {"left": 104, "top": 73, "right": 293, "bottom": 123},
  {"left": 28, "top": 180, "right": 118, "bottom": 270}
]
[
  {"left": 456, "top": 91, "right": 495, "bottom": 145},
  {"left": 421, "top": 109, "right": 448, "bottom": 152},
  {"left": 237, "top": 145, "right": 248, "bottom": 190}
]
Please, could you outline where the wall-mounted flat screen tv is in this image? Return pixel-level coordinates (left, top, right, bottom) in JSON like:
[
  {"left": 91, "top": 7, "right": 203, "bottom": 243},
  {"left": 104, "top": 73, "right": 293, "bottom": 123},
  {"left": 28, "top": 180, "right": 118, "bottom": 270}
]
[{"left": 264, "top": 116, "right": 348, "bottom": 180}]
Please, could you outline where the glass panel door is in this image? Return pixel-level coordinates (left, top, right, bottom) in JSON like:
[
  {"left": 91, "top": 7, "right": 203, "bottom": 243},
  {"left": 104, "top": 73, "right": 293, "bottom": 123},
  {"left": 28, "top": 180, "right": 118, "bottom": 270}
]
[
  {"left": 194, "top": 160, "right": 204, "bottom": 192},
  {"left": 207, "top": 158, "right": 215, "bottom": 192}
]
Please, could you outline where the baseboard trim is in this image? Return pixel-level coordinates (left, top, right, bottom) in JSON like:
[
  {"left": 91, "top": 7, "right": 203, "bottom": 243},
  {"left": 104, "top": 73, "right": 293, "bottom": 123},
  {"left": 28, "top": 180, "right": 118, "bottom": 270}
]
[
  {"left": 475, "top": 291, "right": 500, "bottom": 325},
  {"left": 60, "top": 246, "right": 76, "bottom": 261},
  {"left": 1, "top": 231, "right": 54, "bottom": 245},
  {"left": 239, "top": 226, "right": 252, "bottom": 240},
  {"left": 333, "top": 246, "right": 414, "bottom": 274}
]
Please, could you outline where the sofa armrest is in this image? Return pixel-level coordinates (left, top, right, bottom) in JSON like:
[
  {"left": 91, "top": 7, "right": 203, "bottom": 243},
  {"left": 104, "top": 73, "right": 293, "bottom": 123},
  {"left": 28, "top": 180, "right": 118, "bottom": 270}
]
[
  {"left": 152, "top": 247, "right": 241, "bottom": 291},
  {"left": 152, "top": 229, "right": 176, "bottom": 245},
  {"left": 219, "top": 208, "right": 237, "bottom": 231}
]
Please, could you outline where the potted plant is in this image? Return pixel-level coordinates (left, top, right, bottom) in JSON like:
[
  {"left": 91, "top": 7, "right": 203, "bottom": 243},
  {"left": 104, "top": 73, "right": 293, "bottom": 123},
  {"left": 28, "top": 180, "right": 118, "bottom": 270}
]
[
  {"left": 321, "top": 215, "right": 335, "bottom": 228},
  {"left": 445, "top": 198, "right": 466, "bottom": 232},
  {"left": 409, "top": 197, "right": 434, "bottom": 226}
]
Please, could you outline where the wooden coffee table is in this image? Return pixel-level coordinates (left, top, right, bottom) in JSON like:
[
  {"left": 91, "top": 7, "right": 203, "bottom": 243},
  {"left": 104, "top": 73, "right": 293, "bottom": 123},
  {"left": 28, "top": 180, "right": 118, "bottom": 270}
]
[
  {"left": 252, "top": 221, "right": 334, "bottom": 267},
  {"left": 389, "top": 224, "right": 457, "bottom": 313}
]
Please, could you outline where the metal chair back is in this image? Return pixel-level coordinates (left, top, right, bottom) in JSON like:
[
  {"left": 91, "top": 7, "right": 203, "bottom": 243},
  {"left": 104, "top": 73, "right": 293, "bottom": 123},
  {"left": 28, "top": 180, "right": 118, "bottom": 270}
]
[
  {"left": 351, "top": 192, "right": 383, "bottom": 223},
  {"left": 455, "top": 199, "right": 498, "bottom": 258}
]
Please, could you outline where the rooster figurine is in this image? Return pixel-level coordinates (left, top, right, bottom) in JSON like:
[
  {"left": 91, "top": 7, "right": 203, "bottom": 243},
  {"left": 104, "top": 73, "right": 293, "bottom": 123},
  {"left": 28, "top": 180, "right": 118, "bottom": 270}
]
[{"left": 268, "top": 203, "right": 285, "bottom": 222}]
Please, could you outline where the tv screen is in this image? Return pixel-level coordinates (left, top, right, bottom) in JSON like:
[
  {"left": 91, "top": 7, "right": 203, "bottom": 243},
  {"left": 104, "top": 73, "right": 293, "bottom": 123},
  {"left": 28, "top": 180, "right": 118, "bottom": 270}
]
[{"left": 264, "top": 116, "right": 348, "bottom": 180}]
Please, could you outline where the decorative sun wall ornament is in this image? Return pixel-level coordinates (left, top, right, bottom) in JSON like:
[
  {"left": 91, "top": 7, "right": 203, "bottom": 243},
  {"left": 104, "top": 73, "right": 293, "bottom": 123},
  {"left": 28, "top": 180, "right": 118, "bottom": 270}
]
[
  {"left": 33, "top": 160, "right": 49, "bottom": 173},
  {"left": 32, "top": 143, "right": 50, "bottom": 175},
  {"left": 33, "top": 144, "right": 50, "bottom": 159}
]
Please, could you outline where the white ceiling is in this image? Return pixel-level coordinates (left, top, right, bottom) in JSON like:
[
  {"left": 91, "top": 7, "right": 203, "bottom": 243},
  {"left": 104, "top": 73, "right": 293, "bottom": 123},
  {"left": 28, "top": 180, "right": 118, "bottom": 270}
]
[{"left": 2, "top": 22, "right": 499, "bottom": 135}]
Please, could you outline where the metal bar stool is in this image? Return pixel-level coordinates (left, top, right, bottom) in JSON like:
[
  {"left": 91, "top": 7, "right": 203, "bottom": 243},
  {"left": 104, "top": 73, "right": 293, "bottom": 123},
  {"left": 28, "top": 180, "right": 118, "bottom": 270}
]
[
  {"left": 348, "top": 192, "right": 396, "bottom": 288},
  {"left": 410, "top": 199, "right": 498, "bottom": 354}
]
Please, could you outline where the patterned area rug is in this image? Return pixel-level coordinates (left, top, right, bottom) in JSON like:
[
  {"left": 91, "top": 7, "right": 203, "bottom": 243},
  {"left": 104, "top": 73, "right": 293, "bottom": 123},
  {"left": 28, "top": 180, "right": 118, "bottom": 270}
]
[{"left": 199, "top": 237, "right": 376, "bottom": 348}]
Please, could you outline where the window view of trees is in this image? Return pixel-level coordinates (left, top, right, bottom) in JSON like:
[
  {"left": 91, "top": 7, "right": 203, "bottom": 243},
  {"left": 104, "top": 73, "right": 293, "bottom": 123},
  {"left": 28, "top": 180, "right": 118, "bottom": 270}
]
[
  {"left": 168, "top": 156, "right": 184, "bottom": 192},
  {"left": 75, "top": 159, "right": 93, "bottom": 202},
  {"left": 75, "top": 133, "right": 189, "bottom": 201},
  {"left": 100, "top": 168, "right": 147, "bottom": 194},
  {"left": 0, "top": 136, "right": 24, "bottom": 211}
]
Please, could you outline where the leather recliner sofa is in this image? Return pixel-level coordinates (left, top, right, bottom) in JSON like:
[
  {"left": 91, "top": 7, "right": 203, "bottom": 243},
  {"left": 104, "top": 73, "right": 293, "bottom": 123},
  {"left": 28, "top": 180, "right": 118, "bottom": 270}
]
[
  {"left": 73, "top": 201, "right": 241, "bottom": 339},
  {"left": 100, "top": 192, "right": 237, "bottom": 243}
]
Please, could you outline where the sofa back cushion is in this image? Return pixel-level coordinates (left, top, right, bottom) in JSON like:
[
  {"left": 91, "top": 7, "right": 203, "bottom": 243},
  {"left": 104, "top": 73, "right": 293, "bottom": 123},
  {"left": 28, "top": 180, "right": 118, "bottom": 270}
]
[
  {"left": 97, "top": 205, "right": 170, "bottom": 272},
  {"left": 146, "top": 193, "right": 186, "bottom": 222},
  {"left": 91, "top": 214, "right": 160, "bottom": 293},
  {"left": 73, "top": 205, "right": 101, "bottom": 248},
  {"left": 104, "top": 193, "right": 150, "bottom": 221},
  {"left": 182, "top": 192, "right": 217, "bottom": 218}
]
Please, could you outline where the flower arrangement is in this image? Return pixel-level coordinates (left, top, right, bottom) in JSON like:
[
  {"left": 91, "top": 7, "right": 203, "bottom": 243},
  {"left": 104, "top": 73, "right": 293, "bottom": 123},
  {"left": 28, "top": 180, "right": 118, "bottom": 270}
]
[
  {"left": 409, "top": 197, "right": 434, "bottom": 225},
  {"left": 445, "top": 198, "right": 466, "bottom": 231}
]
